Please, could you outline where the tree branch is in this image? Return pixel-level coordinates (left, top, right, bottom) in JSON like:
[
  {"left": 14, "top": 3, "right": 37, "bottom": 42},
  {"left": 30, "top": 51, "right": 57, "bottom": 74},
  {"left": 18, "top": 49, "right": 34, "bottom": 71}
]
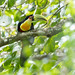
[
  {"left": 0, "top": 18, "right": 72, "bottom": 47},
  {"left": 32, "top": 48, "right": 66, "bottom": 60},
  {"left": 48, "top": 3, "right": 68, "bottom": 21}
]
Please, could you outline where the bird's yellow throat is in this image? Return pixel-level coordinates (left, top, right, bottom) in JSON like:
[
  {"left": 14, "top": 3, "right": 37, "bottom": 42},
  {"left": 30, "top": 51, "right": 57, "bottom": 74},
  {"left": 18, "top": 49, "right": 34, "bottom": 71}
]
[{"left": 20, "top": 19, "right": 32, "bottom": 31}]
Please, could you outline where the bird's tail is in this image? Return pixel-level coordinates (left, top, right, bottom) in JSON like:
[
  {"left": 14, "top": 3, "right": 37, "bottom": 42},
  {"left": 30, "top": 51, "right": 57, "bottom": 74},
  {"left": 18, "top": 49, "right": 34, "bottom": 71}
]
[{"left": 20, "top": 36, "right": 34, "bottom": 67}]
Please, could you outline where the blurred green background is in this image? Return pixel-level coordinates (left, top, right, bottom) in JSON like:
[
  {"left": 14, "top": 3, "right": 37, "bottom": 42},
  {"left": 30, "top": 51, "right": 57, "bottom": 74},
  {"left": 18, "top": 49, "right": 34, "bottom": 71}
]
[{"left": 0, "top": 0, "right": 75, "bottom": 75}]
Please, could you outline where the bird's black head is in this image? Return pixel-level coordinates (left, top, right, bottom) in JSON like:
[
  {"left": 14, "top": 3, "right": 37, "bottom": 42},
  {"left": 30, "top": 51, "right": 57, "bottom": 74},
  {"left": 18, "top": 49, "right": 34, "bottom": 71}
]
[{"left": 24, "top": 15, "right": 34, "bottom": 21}]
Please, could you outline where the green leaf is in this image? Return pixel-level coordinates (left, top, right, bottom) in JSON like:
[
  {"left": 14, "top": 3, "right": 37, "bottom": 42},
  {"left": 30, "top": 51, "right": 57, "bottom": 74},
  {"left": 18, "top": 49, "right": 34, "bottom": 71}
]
[
  {"left": 0, "top": 0, "right": 5, "bottom": 5},
  {"left": 51, "top": 68, "right": 60, "bottom": 75},
  {"left": 4, "top": 51, "right": 17, "bottom": 67},
  {"left": 29, "top": 64, "right": 38, "bottom": 72},
  {"left": 43, "top": 37, "right": 55, "bottom": 53},
  {"left": 8, "top": 0, "right": 17, "bottom": 8},
  {"left": 66, "top": 1, "right": 75, "bottom": 19},
  {"left": 23, "top": 45, "right": 34, "bottom": 57},
  {"left": 5, "top": 9, "right": 16, "bottom": 17},
  {"left": 26, "top": 0, "right": 34, "bottom": 3},
  {"left": 2, "top": 31, "right": 5, "bottom": 37},
  {"left": 61, "top": 37, "right": 75, "bottom": 49},
  {"left": 35, "top": 8, "right": 41, "bottom": 14},
  {"left": 36, "top": 0, "right": 49, "bottom": 9},
  {"left": 42, "top": 61, "right": 55, "bottom": 71},
  {"left": 0, "top": 11, "right": 1, "bottom": 16},
  {"left": 2, "top": 44, "right": 14, "bottom": 52},
  {"left": 54, "top": 32, "right": 64, "bottom": 41},
  {"left": 2, "top": 46, "right": 10, "bottom": 51},
  {"left": 51, "top": 0, "right": 63, "bottom": 6},
  {"left": 13, "top": 60, "right": 20, "bottom": 72},
  {"left": 14, "top": 11, "right": 22, "bottom": 22},
  {"left": 4, "top": 56, "right": 12, "bottom": 66},
  {"left": 11, "top": 51, "right": 17, "bottom": 58},
  {"left": 19, "top": 15, "right": 26, "bottom": 22},
  {"left": 34, "top": 36, "right": 45, "bottom": 45}
]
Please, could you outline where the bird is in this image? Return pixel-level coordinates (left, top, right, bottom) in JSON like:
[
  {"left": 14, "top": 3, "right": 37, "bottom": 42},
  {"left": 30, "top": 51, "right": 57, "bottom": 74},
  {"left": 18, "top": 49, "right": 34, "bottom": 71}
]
[
  {"left": 17, "top": 15, "right": 34, "bottom": 67},
  {"left": 17, "top": 14, "right": 47, "bottom": 67}
]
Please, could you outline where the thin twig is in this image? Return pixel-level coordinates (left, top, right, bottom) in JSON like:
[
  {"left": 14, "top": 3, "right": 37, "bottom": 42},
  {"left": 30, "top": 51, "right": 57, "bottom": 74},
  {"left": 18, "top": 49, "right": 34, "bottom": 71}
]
[
  {"left": 14, "top": 7, "right": 24, "bottom": 14},
  {"left": 48, "top": 3, "right": 68, "bottom": 22}
]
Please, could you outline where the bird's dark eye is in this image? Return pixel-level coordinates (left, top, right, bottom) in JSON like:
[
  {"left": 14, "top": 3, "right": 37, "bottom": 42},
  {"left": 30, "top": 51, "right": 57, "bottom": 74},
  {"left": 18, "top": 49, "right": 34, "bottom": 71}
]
[
  {"left": 29, "top": 16, "right": 33, "bottom": 19},
  {"left": 30, "top": 17, "right": 32, "bottom": 19}
]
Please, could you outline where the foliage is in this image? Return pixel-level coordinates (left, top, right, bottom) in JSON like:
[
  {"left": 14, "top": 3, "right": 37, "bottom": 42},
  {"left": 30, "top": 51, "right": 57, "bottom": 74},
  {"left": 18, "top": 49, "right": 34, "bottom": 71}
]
[{"left": 0, "top": 0, "right": 75, "bottom": 75}]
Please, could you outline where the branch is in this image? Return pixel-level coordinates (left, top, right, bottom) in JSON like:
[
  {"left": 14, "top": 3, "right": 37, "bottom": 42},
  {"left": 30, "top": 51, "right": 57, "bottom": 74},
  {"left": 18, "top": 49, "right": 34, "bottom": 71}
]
[
  {"left": 14, "top": 7, "right": 24, "bottom": 14},
  {"left": 32, "top": 54, "right": 48, "bottom": 60},
  {"left": 0, "top": 18, "right": 72, "bottom": 47},
  {"left": 32, "top": 48, "right": 66, "bottom": 60},
  {"left": 31, "top": 48, "right": 66, "bottom": 70},
  {"left": 48, "top": 3, "right": 68, "bottom": 22}
]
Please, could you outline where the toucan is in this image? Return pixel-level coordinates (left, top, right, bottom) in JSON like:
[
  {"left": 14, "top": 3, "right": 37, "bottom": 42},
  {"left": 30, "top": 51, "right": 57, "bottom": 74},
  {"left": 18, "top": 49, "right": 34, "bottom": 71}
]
[
  {"left": 17, "top": 14, "right": 47, "bottom": 66},
  {"left": 17, "top": 15, "right": 34, "bottom": 67}
]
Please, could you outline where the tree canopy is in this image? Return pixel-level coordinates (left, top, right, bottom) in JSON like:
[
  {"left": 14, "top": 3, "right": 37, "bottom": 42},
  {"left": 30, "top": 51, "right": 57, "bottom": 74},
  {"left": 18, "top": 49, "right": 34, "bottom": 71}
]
[{"left": 0, "top": 0, "right": 75, "bottom": 75}]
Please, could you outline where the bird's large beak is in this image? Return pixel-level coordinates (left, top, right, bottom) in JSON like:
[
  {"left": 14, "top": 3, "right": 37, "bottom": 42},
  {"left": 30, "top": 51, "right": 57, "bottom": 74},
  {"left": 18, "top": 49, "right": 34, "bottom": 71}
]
[{"left": 34, "top": 14, "right": 47, "bottom": 21}]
